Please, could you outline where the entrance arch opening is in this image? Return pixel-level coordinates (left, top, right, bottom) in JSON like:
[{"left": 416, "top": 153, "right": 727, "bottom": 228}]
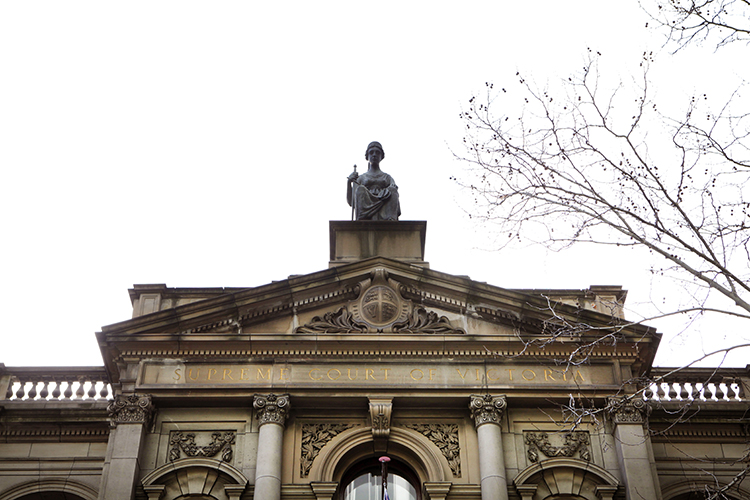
[{"left": 339, "top": 457, "right": 421, "bottom": 500}]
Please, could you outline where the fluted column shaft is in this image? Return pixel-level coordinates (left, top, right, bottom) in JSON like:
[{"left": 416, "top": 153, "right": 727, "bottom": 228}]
[
  {"left": 470, "top": 394, "right": 509, "bottom": 500},
  {"left": 253, "top": 394, "right": 290, "bottom": 500}
]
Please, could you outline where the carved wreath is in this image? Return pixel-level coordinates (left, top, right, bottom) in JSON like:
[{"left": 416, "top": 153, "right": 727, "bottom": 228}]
[
  {"left": 524, "top": 431, "right": 590, "bottom": 463},
  {"left": 169, "top": 431, "right": 235, "bottom": 462}
]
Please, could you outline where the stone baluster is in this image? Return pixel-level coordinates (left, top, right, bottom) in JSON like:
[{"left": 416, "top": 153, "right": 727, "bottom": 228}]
[
  {"left": 606, "top": 396, "right": 660, "bottom": 500},
  {"left": 98, "top": 393, "right": 155, "bottom": 500},
  {"left": 252, "top": 393, "right": 290, "bottom": 500},
  {"left": 469, "top": 394, "right": 509, "bottom": 500}
]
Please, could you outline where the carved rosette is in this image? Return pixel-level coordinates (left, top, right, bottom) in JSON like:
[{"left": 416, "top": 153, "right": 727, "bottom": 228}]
[
  {"left": 524, "top": 431, "right": 590, "bottom": 463},
  {"left": 107, "top": 394, "right": 155, "bottom": 426},
  {"left": 300, "top": 423, "right": 355, "bottom": 477},
  {"left": 607, "top": 396, "right": 651, "bottom": 425},
  {"left": 254, "top": 393, "right": 290, "bottom": 427},
  {"left": 404, "top": 424, "right": 461, "bottom": 476},
  {"left": 169, "top": 431, "right": 235, "bottom": 462},
  {"left": 469, "top": 394, "right": 507, "bottom": 428},
  {"left": 294, "top": 269, "right": 464, "bottom": 334}
]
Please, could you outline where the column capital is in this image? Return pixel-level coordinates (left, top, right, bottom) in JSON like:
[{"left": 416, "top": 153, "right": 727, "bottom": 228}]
[
  {"left": 107, "top": 393, "right": 155, "bottom": 426},
  {"left": 606, "top": 396, "right": 650, "bottom": 425},
  {"left": 469, "top": 394, "right": 507, "bottom": 428},
  {"left": 253, "top": 393, "right": 290, "bottom": 427}
]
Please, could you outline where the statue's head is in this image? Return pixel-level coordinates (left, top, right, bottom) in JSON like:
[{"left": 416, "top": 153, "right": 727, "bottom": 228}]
[{"left": 365, "top": 141, "right": 385, "bottom": 160}]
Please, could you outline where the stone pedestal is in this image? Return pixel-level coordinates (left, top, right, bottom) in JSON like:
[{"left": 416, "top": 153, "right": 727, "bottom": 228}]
[
  {"left": 253, "top": 394, "right": 290, "bottom": 500},
  {"left": 470, "top": 395, "right": 509, "bottom": 500},
  {"left": 329, "top": 220, "right": 428, "bottom": 267},
  {"left": 607, "top": 397, "right": 661, "bottom": 500},
  {"left": 98, "top": 394, "right": 155, "bottom": 500}
]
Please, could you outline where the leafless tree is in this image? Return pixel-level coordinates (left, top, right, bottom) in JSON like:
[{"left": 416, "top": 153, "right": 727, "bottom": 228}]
[
  {"left": 643, "top": 0, "right": 750, "bottom": 50},
  {"left": 456, "top": 4, "right": 750, "bottom": 497}
]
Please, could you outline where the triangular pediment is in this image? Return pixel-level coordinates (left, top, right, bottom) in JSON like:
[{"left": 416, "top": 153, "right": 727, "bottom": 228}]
[{"left": 100, "top": 257, "right": 629, "bottom": 337}]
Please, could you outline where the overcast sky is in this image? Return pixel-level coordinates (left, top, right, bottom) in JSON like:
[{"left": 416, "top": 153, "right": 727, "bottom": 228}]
[{"left": 1, "top": 1, "right": 747, "bottom": 368}]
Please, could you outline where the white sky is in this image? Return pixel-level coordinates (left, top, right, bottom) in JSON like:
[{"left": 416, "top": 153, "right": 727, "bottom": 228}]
[{"left": 1, "top": 1, "right": 747, "bottom": 368}]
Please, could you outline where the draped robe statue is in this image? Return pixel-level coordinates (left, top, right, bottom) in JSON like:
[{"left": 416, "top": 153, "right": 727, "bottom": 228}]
[{"left": 347, "top": 141, "right": 401, "bottom": 221}]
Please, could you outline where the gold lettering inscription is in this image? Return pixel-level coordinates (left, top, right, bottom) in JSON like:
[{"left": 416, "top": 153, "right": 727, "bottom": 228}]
[
  {"left": 575, "top": 370, "right": 584, "bottom": 382},
  {"left": 410, "top": 369, "right": 424, "bottom": 381},
  {"left": 507, "top": 369, "right": 514, "bottom": 381},
  {"left": 222, "top": 369, "right": 234, "bottom": 381},
  {"left": 280, "top": 368, "right": 289, "bottom": 381},
  {"left": 486, "top": 369, "right": 500, "bottom": 381},
  {"left": 309, "top": 369, "right": 323, "bottom": 381},
  {"left": 188, "top": 368, "right": 200, "bottom": 381},
  {"left": 457, "top": 369, "right": 469, "bottom": 379},
  {"left": 207, "top": 368, "right": 217, "bottom": 380},
  {"left": 383, "top": 368, "right": 390, "bottom": 380},
  {"left": 173, "top": 368, "right": 182, "bottom": 381},
  {"left": 544, "top": 369, "right": 555, "bottom": 381},
  {"left": 476, "top": 369, "right": 481, "bottom": 381},
  {"left": 347, "top": 369, "right": 358, "bottom": 380},
  {"left": 328, "top": 369, "right": 341, "bottom": 381},
  {"left": 366, "top": 369, "right": 375, "bottom": 380},
  {"left": 257, "top": 368, "right": 271, "bottom": 380},
  {"left": 429, "top": 368, "right": 436, "bottom": 381},
  {"left": 522, "top": 369, "right": 536, "bottom": 381},
  {"left": 241, "top": 368, "right": 250, "bottom": 380}
]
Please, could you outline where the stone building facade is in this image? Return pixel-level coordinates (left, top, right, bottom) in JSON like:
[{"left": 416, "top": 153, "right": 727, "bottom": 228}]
[{"left": 1, "top": 221, "right": 748, "bottom": 500}]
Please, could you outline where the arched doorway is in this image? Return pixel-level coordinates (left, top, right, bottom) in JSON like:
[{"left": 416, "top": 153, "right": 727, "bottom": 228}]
[{"left": 339, "top": 457, "right": 420, "bottom": 500}]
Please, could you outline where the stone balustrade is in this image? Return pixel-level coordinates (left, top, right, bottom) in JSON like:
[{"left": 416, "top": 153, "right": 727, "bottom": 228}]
[
  {"left": 643, "top": 367, "right": 748, "bottom": 402},
  {"left": 0, "top": 366, "right": 112, "bottom": 401}
]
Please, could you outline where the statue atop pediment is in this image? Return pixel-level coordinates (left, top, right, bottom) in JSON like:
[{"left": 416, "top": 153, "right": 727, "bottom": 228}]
[{"left": 346, "top": 141, "right": 401, "bottom": 221}]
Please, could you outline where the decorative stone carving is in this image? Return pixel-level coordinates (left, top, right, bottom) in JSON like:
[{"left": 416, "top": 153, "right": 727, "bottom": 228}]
[
  {"left": 253, "top": 393, "right": 290, "bottom": 427},
  {"left": 404, "top": 424, "right": 461, "bottom": 476},
  {"left": 369, "top": 398, "right": 392, "bottom": 452},
  {"left": 469, "top": 394, "right": 507, "bottom": 428},
  {"left": 607, "top": 396, "right": 650, "bottom": 424},
  {"left": 295, "top": 306, "right": 368, "bottom": 334},
  {"left": 300, "top": 423, "right": 355, "bottom": 477},
  {"left": 524, "top": 431, "right": 590, "bottom": 462},
  {"left": 107, "top": 393, "right": 155, "bottom": 426},
  {"left": 295, "top": 269, "right": 464, "bottom": 334},
  {"left": 168, "top": 431, "right": 235, "bottom": 462}
]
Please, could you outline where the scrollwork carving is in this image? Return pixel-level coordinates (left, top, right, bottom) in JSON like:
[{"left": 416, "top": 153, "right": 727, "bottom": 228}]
[
  {"left": 300, "top": 423, "right": 355, "bottom": 477},
  {"left": 607, "top": 396, "right": 651, "bottom": 425},
  {"left": 168, "top": 431, "right": 235, "bottom": 462},
  {"left": 469, "top": 394, "right": 506, "bottom": 428},
  {"left": 294, "top": 269, "right": 464, "bottom": 334},
  {"left": 254, "top": 393, "right": 290, "bottom": 427},
  {"left": 392, "top": 306, "right": 463, "bottom": 334},
  {"left": 404, "top": 424, "right": 461, "bottom": 476},
  {"left": 524, "top": 431, "right": 590, "bottom": 463},
  {"left": 107, "top": 394, "right": 155, "bottom": 426}
]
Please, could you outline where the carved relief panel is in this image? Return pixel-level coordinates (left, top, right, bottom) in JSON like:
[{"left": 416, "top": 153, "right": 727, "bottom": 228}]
[{"left": 295, "top": 269, "right": 464, "bottom": 334}]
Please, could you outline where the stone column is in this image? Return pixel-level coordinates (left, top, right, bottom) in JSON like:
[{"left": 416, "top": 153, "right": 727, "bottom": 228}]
[
  {"left": 98, "top": 394, "right": 155, "bottom": 500},
  {"left": 253, "top": 393, "right": 290, "bottom": 500},
  {"left": 469, "top": 394, "right": 509, "bottom": 500},
  {"left": 607, "top": 397, "right": 660, "bottom": 500}
]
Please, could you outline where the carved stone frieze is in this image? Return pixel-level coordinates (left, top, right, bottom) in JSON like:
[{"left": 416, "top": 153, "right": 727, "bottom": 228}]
[
  {"left": 607, "top": 396, "right": 651, "bottom": 425},
  {"left": 107, "top": 394, "right": 155, "bottom": 426},
  {"left": 469, "top": 394, "right": 506, "bottom": 428},
  {"left": 295, "top": 269, "right": 464, "bottom": 334},
  {"left": 404, "top": 424, "right": 461, "bottom": 476},
  {"left": 524, "top": 431, "right": 590, "bottom": 463},
  {"left": 369, "top": 398, "right": 392, "bottom": 452},
  {"left": 300, "top": 423, "right": 355, "bottom": 477},
  {"left": 169, "top": 431, "right": 235, "bottom": 462},
  {"left": 254, "top": 393, "right": 290, "bottom": 427}
]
